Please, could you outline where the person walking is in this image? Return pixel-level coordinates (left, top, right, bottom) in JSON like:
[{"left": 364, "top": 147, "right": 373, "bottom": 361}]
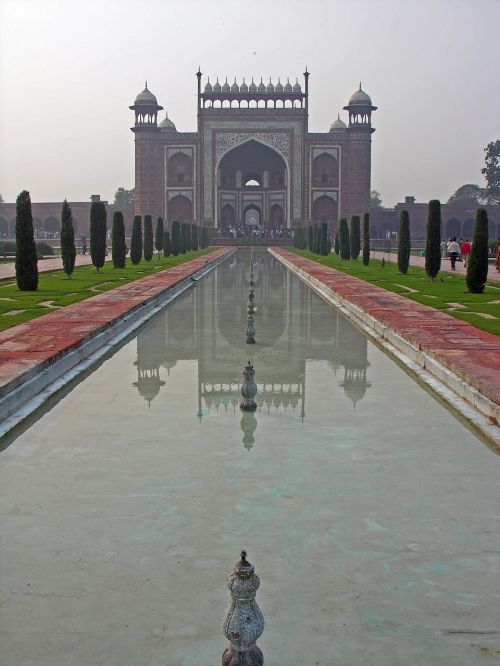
[
  {"left": 447, "top": 237, "right": 461, "bottom": 270},
  {"left": 461, "top": 238, "right": 471, "bottom": 267}
]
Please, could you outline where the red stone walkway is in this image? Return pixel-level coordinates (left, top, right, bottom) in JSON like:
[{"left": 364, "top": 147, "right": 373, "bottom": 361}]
[
  {"left": 0, "top": 249, "right": 231, "bottom": 396},
  {"left": 273, "top": 249, "right": 500, "bottom": 412}
]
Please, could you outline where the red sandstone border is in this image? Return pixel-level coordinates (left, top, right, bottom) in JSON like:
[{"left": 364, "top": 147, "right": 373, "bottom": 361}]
[
  {"left": 273, "top": 249, "right": 500, "bottom": 414},
  {"left": 0, "top": 248, "right": 232, "bottom": 397}
]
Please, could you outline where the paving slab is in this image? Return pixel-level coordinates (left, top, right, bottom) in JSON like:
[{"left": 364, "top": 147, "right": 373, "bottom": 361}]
[{"left": 273, "top": 249, "right": 500, "bottom": 413}]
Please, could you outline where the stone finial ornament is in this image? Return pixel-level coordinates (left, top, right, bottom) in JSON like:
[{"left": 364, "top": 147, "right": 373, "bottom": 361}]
[
  {"left": 240, "top": 361, "right": 257, "bottom": 411},
  {"left": 222, "top": 551, "right": 264, "bottom": 666},
  {"left": 245, "top": 312, "right": 256, "bottom": 344}
]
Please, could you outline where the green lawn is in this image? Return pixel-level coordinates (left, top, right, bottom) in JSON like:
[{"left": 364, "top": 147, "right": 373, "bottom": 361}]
[
  {"left": 290, "top": 250, "right": 500, "bottom": 336},
  {"left": 0, "top": 249, "right": 216, "bottom": 332}
]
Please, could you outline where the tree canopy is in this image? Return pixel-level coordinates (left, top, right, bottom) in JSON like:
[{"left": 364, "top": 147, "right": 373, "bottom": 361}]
[
  {"left": 447, "top": 184, "right": 486, "bottom": 205},
  {"left": 481, "top": 140, "right": 500, "bottom": 205},
  {"left": 370, "top": 190, "right": 383, "bottom": 208},
  {"left": 113, "top": 187, "right": 135, "bottom": 208}
]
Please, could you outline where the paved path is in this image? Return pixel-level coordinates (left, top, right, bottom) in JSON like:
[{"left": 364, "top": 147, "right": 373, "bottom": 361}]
[
  {"left": 273, "top": 249, "right": 500, "bottom": 416},
  {"left": 0, "top": 254, "right": 111, "bottom": 281},
  {"left": 0, "top": 249, "right": 230, "bottom": 395},
  {"left": 371, "top": 250, "right": 500, "bottom": 282}
]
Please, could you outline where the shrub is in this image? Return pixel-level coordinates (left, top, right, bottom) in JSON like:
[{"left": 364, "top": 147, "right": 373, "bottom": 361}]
[
  {"left": 155, "top": 217, "right": 164, "bottom": 258},
  {"left": 61, "top": 199, "right": 76, "bottom": 278},
  {"left": 362, "top": 213, "right": 370, "bottom": 266},
  {"left": 35, "top": 241, "right": 54, "bottom": 257},
  {"left": 143, "top": 214, "right": 153, "bottom": 261},
  {"left": 397, "top": 209, "right": 411, "bottom": 274},
  {"left": 163, "top": 230, "right": 171, "bottom": 256},
  {"left": 171, "top": 220, "right": 181, "bottom": 255},
  {"left": 15, "top": 190, "right": 38, "bottom": 290},
  {"left": 112, "top": 210, "right": 126, "bottom": 268},
  {"left": 0, "top": 240, "right": 16, "bottom": 254},
  {"left": 339, "top": 218, "right": 350, "bottom": 259},
  {"left": 350, "top": 215, "right": 360, "bottom": 260},
  {"left": 466, "top": 208, "right": 489, "bottom": 293},
  {"left": 130, "top": 215, "right": 142, "bottom": 264},
  {"left": 90, "top": 200, "right": 107, "bottom": 272},
  {"left": 425, "top": 199, "right": 441, "bottom": 280}
]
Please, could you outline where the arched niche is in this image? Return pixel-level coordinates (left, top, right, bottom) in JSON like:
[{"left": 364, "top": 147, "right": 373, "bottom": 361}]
[
  {"left": 168, "top": 195, "right": 193, "bottom": 223},
  {"left": 168, "top": 151, "right": 193, "bottom": 187},
  {"left": 312, "top": 152, "right": 339, "bottom": 187},
  {"left": 312, "top": 194, "right": 338, "bottom": 227}
]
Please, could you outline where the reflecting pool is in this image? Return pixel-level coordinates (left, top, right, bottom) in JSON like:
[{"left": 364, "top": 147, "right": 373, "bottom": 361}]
[{"left": 1, "top": 250, "right": 499, "bottom": 666}]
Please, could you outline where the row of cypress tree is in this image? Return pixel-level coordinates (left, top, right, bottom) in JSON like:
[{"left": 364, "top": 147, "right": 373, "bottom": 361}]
[
  {"left": 293, "top": 222, "right": 331, "bottom": 255},
  {"left": 333, "top": 213, "right": 371, "bottom": 265}
]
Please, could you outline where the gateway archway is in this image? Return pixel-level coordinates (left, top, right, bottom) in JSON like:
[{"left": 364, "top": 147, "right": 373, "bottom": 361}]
[{"left": 244, "top": 205, "right": 261, "bottom": 227}]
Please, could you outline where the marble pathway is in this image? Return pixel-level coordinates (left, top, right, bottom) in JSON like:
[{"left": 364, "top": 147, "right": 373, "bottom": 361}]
[
  {"left": 274, "top": 249, "right": 500, "bottom": 412},
  {"left": 0, "top": 249, "right": 230, "bottom": 395}
]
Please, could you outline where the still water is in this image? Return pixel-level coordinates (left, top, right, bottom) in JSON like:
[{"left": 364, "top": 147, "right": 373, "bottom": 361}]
[{"left": 1, "top": 250, "right": 499, "bottom": 666}]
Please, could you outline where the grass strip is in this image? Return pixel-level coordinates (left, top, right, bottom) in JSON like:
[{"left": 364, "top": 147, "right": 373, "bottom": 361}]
[{"left": 290, "top": 249, "right": 500, "bottom": 336}]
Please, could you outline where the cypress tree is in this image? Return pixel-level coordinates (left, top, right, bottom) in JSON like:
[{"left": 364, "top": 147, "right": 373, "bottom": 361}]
[
  {"left": 312, "top": 224, "right": 318, "bottom": 254},
  {"left": 112, "top": 210, "right": 126, "bottom": 268},
  {"left": 339, "top": 218, "right": 350, "bottom": 259},
  {"left": 180, "top": 223, "right": 186, "bottom": 253},
  {"left": 466, "top": 208, "right": 489, "bottom": 293},
  {"left": 130, "top": 215, "right": 142, "bottom": 265},
  {"left": 320, "top": 222, "right": 328, "bottom": 255},
  {"left": 61, "top": 199, "right": 76, "bottom": 278},
  {"left": 397, "top": 209, "right": 411, "bottom": 274},
  {"left": 201, "top": 226, "right": 209, "bottom": 249},
  {"left": 334, "top": 231, "right": 340, "bottom": 255},
  {"left": 155, "top": 217, "right": 164, "bottom": 258},
  {"left": 15, "top": 190, "right": 38, "bottom": 290},
  {"left": 350, "top": 215, "right": 361, "bottom": 260},
  {"left": 90, "top": 201, "right": 107, "bottom": 272},
  {"left": 362, "top": 213, "right": 370, "bottom": 266},
  {"left": 143, "top": 214, "right": 153, "bottom": 261},
  {"left": 191, "top": 223, "right": 199, "bottom": 251},
  {"left": 425, "top": 199, "right": 441, "bottom": 280},
  {"left": 163, "top": 230, "right": 171, "bottom": 256},
  {"left": 171, "top": 220, "right": 181, "bottom": 256},
  {"left": 308, "top": 225, "right": 314, "bottom": 251}
]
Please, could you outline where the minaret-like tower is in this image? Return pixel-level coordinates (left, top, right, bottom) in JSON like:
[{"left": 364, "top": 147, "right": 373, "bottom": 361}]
[
  {"left": 342, "top": 83, "right": 377, "bottom": 220},
  {"left": 130, "top": 82, "right": 164, "bottom": 220}
]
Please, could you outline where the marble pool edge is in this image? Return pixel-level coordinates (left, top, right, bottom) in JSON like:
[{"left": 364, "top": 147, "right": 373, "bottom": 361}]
[{"left": 269, "top": 248, "right": 500, "bottom": 449}]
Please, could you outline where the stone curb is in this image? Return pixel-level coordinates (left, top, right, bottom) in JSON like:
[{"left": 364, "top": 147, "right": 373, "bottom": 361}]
[
  {"left": 0, "top": 248, "right": 235, "bottom": 438},
  {"left": 269, "top": 249, "right": 500, "bottom": 448}
]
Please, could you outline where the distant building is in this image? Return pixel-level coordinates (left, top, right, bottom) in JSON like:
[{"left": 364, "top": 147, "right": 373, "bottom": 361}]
[
  {"left": 130, "top": 71, "right": 376, "bottom": 231},
  {"left": 371, "top": 196, "right": 500, "bottom": 240}
]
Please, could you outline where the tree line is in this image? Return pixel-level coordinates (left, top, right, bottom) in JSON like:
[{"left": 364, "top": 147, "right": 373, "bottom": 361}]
[{"left": 13, "top": 191, "right": 209, "bottom": 291}]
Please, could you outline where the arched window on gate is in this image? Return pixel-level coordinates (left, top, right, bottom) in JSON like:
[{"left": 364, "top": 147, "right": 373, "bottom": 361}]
[
  {"left": 168, "top": 152, "right": 193, "bottom": 187},
  {"left": 312, "top": 152, "right": 339, "bottom": 188}
]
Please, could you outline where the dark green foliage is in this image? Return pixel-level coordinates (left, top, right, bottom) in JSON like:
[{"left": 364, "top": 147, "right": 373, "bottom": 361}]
[
  {"left": 179, "top": 223, "right": 186, "bottom": 254},
  {"left": 314, "top": 224, "right": 322, "bottom": 254},
  {"left": 191, "top": 224, "right": 199, "bottom": 251},
  {"left": 15, "top": 190, "right": 38, "bottom": 290},
  {"left": 466, "top": 208, "right": 489, "bottom": 293},
  {"left": 339, "top": 218, "right": 350, "bottom": 260},
  {"left": 163, "top": 230, "right": 171, "bottom": 256},
  {"left": 61, "top": 199, "right": 76, "bottom": 278},
  {"left": 482, "top": 140, "right": 500, "bottom": 204},
  {"left": 200, "top": 226, "right": 209, "bottom": 249},
  {"left": 334, "top": 231, "right": 339, "bottom": 255},
  {"left": 425, "top": 199, "right": 441, "bottom": 279},
  {"left": 35, "top": 241, "right": 54, "bottom": 257},
  {"left": 307, "top": 225, "right": 313, "bottom": 251},
  {"left": 362, "top": 213, "right": 370, "bottom": 266},
  {"left": 171, "top": 220, "right": 181, "bottom": 256},
  {"left": 320, "top": 222, "right": 328, "bottom": 255},
  {"left": 155, "top": 218, "right": 164, "bottom": 258},
  {"left": 143, "top": 214, "right": 153, "bottom": 261},
  {"left": 327, "top": 237, "right": 332, "bottom": 255},
  {"left": 350, "top": 215, "right": 361, "bottom": 260},
  {"left": 112, "top": 211, "right": 126, "bottom": 268},
  {"left": 90, "top": 201, "right": 107, "bottom": 272},
  {"left": 130, "top": 215, "right": 142, "bottom": 265},
  {"left": 397, "top": 209, "right": 411, "bottom": 274}
]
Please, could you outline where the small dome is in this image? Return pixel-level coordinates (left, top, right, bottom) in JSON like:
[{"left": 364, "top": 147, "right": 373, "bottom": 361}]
[
  {"left": 349, "top": 82, "right": 372, "bottom": 105},
  {"left": 293, "top": 78, "right": 301, "bottom": 93},
  {"left": 222, "top": 77, "right": 230, "bottom": 93},
  {"left": 240, "top": 78, "right": 248, "bottom": 93},
  {"left": 330, "top": 114, "right": 347, "bottom": 131},
  {"left": 135, "top": 83, "right": 158, "bottom": 105},
  {"left": 204, "top": 78, "right": 213, "bottom": 93},
  {"left": 231, "top": 78, "right": 239, "bottom": 93},
  {"left": 213, "top": 78, "right": 221, "bottom": 92},
  {"left": 267, "top": 78, "right": 274, "bottom": 93},
  {"left": 257, "top": 77, "right": 266, "bottom": 93},
  {"left": 159, "top": 112, "right": 177, "bottom": 131},
  {"left": 249, "top": 78, "right": 257, "bottom": 93},
  {"left": 275, "top": 78, "right": 283, "bottom": 93},
  {"left": 284, "top": 78, "right": 292, "bottom": 93}
]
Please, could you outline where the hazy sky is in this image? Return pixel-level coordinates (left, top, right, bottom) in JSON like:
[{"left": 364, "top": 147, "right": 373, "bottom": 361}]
[{"left": 1, "top": 0, "right": 499, "bottom": 207}]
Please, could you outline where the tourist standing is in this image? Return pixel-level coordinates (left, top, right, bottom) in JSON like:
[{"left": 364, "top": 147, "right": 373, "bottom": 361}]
[
  {"left": 461, "top": 239, "right": 471, "bottom": 267},
  {"left": 447, "top": 237, "right": 461, "bottom": 270}
]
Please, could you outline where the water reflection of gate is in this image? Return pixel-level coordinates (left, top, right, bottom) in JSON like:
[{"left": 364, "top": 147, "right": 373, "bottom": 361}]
[{"left": 133, "top": 251, "right": 371, "bottom": 412}]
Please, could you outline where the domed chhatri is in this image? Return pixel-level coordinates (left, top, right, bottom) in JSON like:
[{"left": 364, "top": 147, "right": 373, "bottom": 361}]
[
  {"left": 222, "top": 77, "right": 230, "bottom": 93},
  {"left": 349, "top": 81, "right": 372, "bottom": 105},
  {"left": 249, "top": 77, "right": 257, "bottom": 93},
  {"left": 267, "top": 78, "right": 275, "bottom": 93},
  {"left": 204, "top": 77, "right": 213, "bottom": 93},
  {"left": 130, "top": 81, "right": 163, "bottom": 126},
  {"left": 159, "top": 111, "right": 177, "bottom": 132},
  {"left": 284, "top": 77, "right": 292, "bottom": 93},
  {"left": 330, "top": 114, "right": 347, "bottom": 131},
  {"left": 231, "top": 78, "right": 239, "bottom": 93},
  {"left": 257, "top": 77, "right": 266, "bottom": 93},
  {"left": 240, "top": 77, "right": 249, "bottom": 93},
  {"left": 293, "top": 77, "right": 302, "bottom": 93},
  {"left": 275, "top": 77, "right": 283, "bottom": 93},
  {"left": 213, "top": 78, "right": 221, "bottom": 92},
  {"left": 134, "top": 82, "right": 158, "bottom": 105}
]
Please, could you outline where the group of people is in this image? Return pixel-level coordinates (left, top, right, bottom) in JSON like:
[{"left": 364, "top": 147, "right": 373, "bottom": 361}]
[
  {"left": 219, "top": 225, "right": 293, "bottom": 240},
  {"left": 440, "top": 237, "right": 471, "bottom": 270}
]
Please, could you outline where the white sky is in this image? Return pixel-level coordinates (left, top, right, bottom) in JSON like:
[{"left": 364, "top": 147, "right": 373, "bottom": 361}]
[{"left": 0, "top": 0, "right": 499, "bottom": 207}]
